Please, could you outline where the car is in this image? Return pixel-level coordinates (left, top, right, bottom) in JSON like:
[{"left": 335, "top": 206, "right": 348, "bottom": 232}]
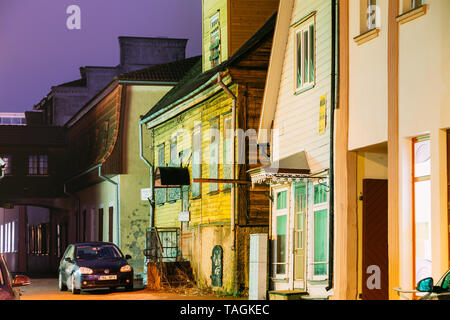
[
  {"left": 58, "top": 242, "right": 134, "bottom": 294},
  {"left": 416, "top": 270, "right": 450, "bottom": 300},
  {"left": 0, "top": 253, "right": 31, "bottom": 300}
]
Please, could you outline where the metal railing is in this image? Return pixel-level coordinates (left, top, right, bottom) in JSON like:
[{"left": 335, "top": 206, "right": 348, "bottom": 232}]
[{"left": 144, "top": 227, "right": 180, "bottom": 263}]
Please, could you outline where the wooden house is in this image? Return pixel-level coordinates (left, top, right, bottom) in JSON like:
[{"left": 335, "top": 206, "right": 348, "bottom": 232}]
[{"left": 140, "top": 11, "right": 278, "bottom": 294}]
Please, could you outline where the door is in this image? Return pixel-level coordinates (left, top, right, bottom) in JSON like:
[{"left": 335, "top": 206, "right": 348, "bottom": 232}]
[
  {"left": 362, "top": 179, "right": 389, "bottom": 300},
  {"left": 293, "top": 183, "right": 307, "bottom": 289},
  {"left": 98, "top": 208, "right": 103, "bottom": 241}
]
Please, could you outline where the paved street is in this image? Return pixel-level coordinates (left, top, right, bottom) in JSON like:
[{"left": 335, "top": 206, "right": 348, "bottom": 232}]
[{"left": 20, "top": 278, "right": 241, "bottom": 300}]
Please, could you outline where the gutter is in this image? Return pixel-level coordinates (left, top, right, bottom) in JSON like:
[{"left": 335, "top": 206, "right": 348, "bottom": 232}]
[
  {"left": 217, "top": 72, "right": 237, "bottom": 295},
  {"left": 98, "top": 166, "right": 120, "bottom": 246},
  {"left": 326, "top": 0, "right": 338, "bottom": 292}
]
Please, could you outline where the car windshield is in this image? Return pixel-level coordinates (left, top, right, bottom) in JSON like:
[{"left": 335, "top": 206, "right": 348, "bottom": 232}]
[{"left": 75, "top": 245, "right": 123, "bottom": 260}]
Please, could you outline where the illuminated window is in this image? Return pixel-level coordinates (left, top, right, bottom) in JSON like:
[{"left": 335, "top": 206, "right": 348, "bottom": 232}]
[
  {"left": 412, "top": 136, "right": 432, "bottom": 284},
  {"left": 1, "top": 155, "right": 12, "bottom": 175}
]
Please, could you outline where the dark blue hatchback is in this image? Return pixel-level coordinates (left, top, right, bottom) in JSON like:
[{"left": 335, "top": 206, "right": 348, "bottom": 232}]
[{"left": 58, "top": 242, "right": 133, "bottom": 294}]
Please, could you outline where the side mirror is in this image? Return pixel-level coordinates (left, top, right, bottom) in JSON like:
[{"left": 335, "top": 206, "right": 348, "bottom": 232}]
[
  {"left": 64, "top": 257, "right": 72, "bottom": 263},
  {"left": 12, "top": 275, "right": 31, "bottom": 287},
  {"left": 416, "top": 277, "right": 434, "bottom": 292},
  {"left": 125, "top": 254, "right": 132, "bottom": 260}
]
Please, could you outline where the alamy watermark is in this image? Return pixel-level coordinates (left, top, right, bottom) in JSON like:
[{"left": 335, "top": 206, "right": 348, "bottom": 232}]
[{"left": 66, "top": 5, "right": 81, "bottom": 30}]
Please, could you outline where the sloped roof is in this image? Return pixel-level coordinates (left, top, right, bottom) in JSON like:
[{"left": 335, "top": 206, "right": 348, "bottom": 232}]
[
  {"left": 57, "top": 78, "right": 87, "bottom": 88},
  {"left": 141, "top": 12, "right": 277, "bottom": 122},
  {"left": 117, "top": 55, "right": 201, "bottom": 82}
]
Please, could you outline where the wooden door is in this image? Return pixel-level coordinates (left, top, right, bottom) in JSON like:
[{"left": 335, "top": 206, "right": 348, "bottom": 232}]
[
  {"left": 98, "top": 208, "right": 103, "bottom": 242},
  {"left": 108, "top": 207, "right": 113, "bottom": 243},
  {"left": 293, "top": 183, "right": 307, "bottom": 289},
  {"left": 362, "top": 179, "right": 389, "bottom": 300}
]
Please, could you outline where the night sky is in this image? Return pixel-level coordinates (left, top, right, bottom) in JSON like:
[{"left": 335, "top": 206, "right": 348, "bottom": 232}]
[{"left": 0, "top": 0, "right": 202, "bottom": 113}]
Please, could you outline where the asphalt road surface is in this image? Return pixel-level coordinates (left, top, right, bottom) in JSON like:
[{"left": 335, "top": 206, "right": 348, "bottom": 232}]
[{"left": 19, "top": 278, "right": 237, "bottom": 300}]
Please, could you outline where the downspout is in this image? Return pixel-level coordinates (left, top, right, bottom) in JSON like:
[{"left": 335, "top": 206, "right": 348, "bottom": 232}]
[
  {"left": 217, "top": 72, "right": 237, "bottom": 294},
  {"left": 139, "top": 121, "right": 155, "bottom": 229},
  {"left": 326, "top": 0, "right": 338, "bottom": 292},
  {"left": 98, "top": 165, "right": 120, "bottom": 246}
]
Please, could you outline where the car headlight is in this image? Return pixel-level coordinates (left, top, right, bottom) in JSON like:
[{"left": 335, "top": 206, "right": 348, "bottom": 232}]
[
  {"left": 120, "top": 265, "right": 132, "bottom": 272},
  {"left": 79, "top": 267, "right": 93, "bottom": 274}
]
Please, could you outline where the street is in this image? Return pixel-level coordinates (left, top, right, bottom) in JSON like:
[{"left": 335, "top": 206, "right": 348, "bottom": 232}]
[{"left": 19, "top": 278, "right": 240, "bottom": 300}]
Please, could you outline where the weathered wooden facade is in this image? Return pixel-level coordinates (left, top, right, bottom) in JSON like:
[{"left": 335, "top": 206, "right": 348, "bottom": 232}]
[
  {"left": 141, "top": 12, "right": 277, "bottom": 294},
  {"left": 62, "top": 56, "right": 200, "bottom": 279}
]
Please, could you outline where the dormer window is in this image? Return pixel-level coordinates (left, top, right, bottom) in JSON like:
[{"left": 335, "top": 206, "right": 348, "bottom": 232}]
[{"left": 209, "top": 12, "right": 221, "bottom": 68}]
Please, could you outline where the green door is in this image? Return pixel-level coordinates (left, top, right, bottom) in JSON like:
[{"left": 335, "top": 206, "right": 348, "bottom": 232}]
[{"left": 294, "top": 183, "right": 307, "bottom": 288}]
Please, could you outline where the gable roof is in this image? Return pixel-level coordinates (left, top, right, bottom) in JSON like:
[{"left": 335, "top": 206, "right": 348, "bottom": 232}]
[
  {"left": 141, "top": 12, "right": 277, "bottom": 122},
  {"left": 117, "top": 55, "right": 201, "bottom": 83}
]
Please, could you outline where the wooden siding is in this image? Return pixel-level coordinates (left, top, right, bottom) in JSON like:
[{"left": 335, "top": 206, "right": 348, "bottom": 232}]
[
  {"left": 272, "top": 0, "right": 332, "bottom": 173},
  {"left": 229, "top": 0, "right": 279, "bottom": 57},
  {"left": 202, "top": 0, "right": 229, "bottom": 72},
  {"left": 66, "top": 85, "right": 123, "bottom": 180}
]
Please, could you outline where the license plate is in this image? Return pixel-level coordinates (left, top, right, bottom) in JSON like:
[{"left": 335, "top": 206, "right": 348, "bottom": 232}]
[{"left": 99, "top": 275, "right": 117, "bottom": 280}]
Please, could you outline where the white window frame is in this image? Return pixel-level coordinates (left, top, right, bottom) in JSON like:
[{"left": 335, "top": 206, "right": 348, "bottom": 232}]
[
  {"left": 272, "top": 186, "right": 290, "bottom": 280},
  {"left": 294, "top": 15, "right": 316, "bottom": 94}
]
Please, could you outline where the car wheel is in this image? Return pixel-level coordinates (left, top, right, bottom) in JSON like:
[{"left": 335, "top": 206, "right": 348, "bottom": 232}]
[
  {"left": 125, "top": 283, "right": 134, "bottom": 291},
  {"left": 58, "top": 273, "right": 67, "bottom": 291},
  {"left": 71, "top": 275, "right": 81, "bottom": 295}
]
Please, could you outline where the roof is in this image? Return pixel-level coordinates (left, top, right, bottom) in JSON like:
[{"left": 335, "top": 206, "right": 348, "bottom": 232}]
[
  {"left": 0, "top": 125, "right": 66, "bottom": 146},
  {"left": 141, "top": 12, "right": 277, "bottom": 122},
  {"left": 248, "top": 151, "right": 313, "bottom": 185},
  {"left": 57, "top": 78, "right": 87, "bottom": 88},
  {"left": 117, "top": 55, "right": 201, "bottom": 82}
]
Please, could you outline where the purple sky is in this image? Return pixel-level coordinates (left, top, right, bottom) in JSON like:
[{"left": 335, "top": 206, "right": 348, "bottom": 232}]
[{"left": 0, "top": 0, "right": 202, "bottom": 113}]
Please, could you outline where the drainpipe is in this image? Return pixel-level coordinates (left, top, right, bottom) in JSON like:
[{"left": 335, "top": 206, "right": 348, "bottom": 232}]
[
  {"left": 326, "top": 0, "right": 338, "bottom": 292},
  {"left": 98, "top": 166, "right": 120, "bottom": 246},
  {"left": 139, "top": 121, "right": 155, "bottom": 229},
  {"left": 217, "top": 72, "right": 237, "bottom": 294}
]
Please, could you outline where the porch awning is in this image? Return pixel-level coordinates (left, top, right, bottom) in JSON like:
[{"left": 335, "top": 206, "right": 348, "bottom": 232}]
[
  {"left": 248, "top": 151, "right": 313, "bottom": 185},
  {"left": 154, "top": 167, "right": 190, "bottom": 188}
]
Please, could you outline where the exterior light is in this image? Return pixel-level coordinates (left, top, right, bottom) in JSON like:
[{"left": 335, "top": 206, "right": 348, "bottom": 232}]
[
  {"left": 120, "top": 265, "right": 132, "bottom": 272},
  {"left": 79, "top": 267, "right": 93, "bottom": 274}
]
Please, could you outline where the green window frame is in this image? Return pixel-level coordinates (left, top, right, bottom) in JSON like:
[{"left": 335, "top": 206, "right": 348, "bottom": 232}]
[
  {"left": 209, "top": 119, "right": 219, "bottom": 192},
  {"left": 192, "top": 126, "right": 202, "bottom": 198}
]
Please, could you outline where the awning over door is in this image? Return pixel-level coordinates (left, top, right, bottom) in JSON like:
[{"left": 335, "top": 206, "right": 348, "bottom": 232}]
[
  {"left": 248, "top": 151, "right": 314, "bottom": 185},
  {"left": 154, "top": 167, "right": 190, "bottom": 188}
]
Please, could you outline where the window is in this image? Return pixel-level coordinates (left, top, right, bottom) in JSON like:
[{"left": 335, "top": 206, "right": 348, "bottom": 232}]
[
  {"left": 273, "top": 189, "right": 289, "bottom": 278},
  {"left": 209, "top": 119, "right": 219, "bottom": 193},
  {"left": 168, "top": 138, "right": 182, "bottom": 202},
  {"left": 312, "top": 182, "right": 329, "bottom": 277},
  {"left": 192, "top": 126, "right": 202, "bottom": 198},
  {"left": 412, "top": 136, "right": 432, "bottom": 284},
  {"left": 28, "top": 223, "right": 49, "bottom": 255},
  {"left": 209, "top": 12, "right": 221, "bottom": 68},
  {"left": 158, "top": 143, "right": 165, "bottom": 167},
  {"left": 1, "top": 155, "right": 11, "bottom": 175},
  {"left": 366, "top": 0, "right": 378, "bottom": 31},
  {"left": 295, "top": 17, "right": 315, "bottom": 93},
  {"left": 28, "top": 155, "right": 48, "bottom": 176},
  {"left": 0, "top": 225, "right": 3, "bottom": 253},
  {"left": 403, "top": 0, "right": 423, "bottom": 12},
  {"left": 223, "top": 115, "right": 233, "bottom": 190}
]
